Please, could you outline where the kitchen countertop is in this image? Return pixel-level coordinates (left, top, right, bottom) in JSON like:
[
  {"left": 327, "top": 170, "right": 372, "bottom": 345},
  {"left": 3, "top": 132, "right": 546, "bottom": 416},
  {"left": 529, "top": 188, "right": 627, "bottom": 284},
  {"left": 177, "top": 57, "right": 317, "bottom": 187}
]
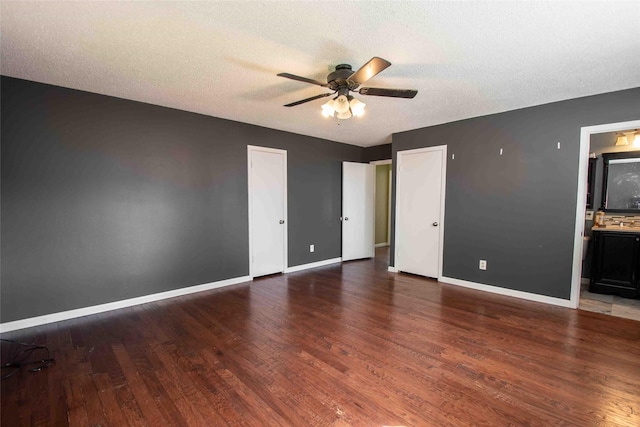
[{"left": 592, "top": 225, "right": 640, "bottom": 234}]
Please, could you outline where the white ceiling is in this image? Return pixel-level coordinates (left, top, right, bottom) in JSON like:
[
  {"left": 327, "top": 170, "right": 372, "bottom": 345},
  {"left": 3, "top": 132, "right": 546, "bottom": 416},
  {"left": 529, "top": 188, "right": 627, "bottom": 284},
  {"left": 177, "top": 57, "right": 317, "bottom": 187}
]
[{"left": 2, "top": 1, "right": 639, "bottom": 147}]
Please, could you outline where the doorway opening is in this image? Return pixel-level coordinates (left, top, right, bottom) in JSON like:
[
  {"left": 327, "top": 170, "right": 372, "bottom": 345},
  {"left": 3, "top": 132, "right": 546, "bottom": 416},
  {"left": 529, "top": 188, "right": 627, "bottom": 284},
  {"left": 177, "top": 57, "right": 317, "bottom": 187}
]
[
  {"left": 573, "top": 119, "right": 640, "bottom": 319},
  {"left": 574, "top": 120, "right": 640, "bottom": 320},
  {"left": 370, "top": 159, "right": 392, "bottom": 248},
  {"left": 342, "top": 162, "right": 375, "bottom": 261}
]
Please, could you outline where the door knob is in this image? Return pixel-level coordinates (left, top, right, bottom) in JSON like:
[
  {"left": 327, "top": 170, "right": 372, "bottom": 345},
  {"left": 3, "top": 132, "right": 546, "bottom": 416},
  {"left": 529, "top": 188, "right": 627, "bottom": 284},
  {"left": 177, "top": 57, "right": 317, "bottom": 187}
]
[
  {"left": 345, "top": 217, "right": 349, "bottom": 221},
  {"left": 432, "top": 222, "right": 438, "bottom": 226},
  {"left": 279, "top": 220, "right": 285, "bottom": 224}
]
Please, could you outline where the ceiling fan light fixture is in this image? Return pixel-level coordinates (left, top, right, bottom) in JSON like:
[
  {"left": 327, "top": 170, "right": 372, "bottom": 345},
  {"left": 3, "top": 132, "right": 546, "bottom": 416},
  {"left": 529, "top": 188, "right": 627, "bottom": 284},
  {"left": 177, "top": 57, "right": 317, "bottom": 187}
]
[
  {"left": 634, "top": 131, "right": 640, "bottom": 147},
  {"left": 321, "top": 101, "right": 335, "bottom": 118},
  {"left": 350, "top": 98, "right": 366, "bottom": 117},
  {"left": 334, "top": 95, "right": 350, "bottom": 114},
  {"left": 278, "top": 57, "right": 417, "bottom": 121},
  {"left": 337, "top": 110, "right": 352, "bottom": 120}
]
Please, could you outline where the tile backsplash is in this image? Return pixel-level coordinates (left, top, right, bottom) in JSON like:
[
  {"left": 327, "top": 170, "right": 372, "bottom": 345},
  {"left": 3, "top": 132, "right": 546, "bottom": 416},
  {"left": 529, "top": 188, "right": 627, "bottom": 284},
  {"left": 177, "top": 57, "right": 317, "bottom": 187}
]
[{"left": 600, "top": 214, "right": 640, "bottom": 226}]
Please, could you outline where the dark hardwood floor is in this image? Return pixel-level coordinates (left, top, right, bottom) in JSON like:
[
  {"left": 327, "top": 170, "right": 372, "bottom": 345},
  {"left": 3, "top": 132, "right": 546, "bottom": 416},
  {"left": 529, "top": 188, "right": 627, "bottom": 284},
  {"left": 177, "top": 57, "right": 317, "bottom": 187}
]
[{"left": 2, "top": 247, "right": 639, "bottom": 426}]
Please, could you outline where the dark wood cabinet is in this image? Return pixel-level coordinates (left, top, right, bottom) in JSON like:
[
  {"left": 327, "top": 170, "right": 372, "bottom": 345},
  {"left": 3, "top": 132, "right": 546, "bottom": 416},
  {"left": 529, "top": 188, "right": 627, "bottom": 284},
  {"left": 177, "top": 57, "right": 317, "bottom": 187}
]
[{"left": 590, "top": 231, "right": 640, "bottom": 298}]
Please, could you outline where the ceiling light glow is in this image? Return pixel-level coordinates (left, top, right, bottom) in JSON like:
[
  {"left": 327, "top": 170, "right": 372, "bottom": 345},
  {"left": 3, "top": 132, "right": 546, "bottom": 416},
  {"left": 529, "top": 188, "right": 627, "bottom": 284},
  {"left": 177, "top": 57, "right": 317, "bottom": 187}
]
[{"left": 320, "top": 95, "right": 366, "bottom": 120}]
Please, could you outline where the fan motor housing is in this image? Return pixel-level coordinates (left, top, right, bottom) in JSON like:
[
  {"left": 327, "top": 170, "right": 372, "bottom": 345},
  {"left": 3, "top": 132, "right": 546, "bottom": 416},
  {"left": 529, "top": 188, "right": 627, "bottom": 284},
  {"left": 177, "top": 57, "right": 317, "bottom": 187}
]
[{"left": 327, "top": 64, "right": 358, "bottom": 90}]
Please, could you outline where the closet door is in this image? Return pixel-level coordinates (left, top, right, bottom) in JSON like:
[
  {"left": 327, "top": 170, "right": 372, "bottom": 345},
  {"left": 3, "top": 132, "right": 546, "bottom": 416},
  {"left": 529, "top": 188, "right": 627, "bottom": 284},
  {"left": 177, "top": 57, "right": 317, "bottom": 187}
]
[
  {"left": 395, "top": 146, "right": 446, "bottom": 278},
  {"left": 249, "top": 146, "right": 287, "bottom": 277}
]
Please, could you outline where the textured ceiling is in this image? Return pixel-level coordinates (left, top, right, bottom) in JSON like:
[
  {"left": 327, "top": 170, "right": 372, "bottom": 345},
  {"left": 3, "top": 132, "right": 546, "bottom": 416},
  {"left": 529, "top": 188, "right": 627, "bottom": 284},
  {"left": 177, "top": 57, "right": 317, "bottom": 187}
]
[{"left": 2, "top": 1, "right": 639, "bottom": 147}]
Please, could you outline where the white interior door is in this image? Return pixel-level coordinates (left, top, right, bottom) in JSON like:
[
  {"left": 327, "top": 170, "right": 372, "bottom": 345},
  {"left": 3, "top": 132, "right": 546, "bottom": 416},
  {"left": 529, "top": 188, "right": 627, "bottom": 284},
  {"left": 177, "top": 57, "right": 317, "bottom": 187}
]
[
  {"left": 395, "top": 146, "right": 446, "bottom": 278},
  {"left": 249, "top": 146, "right": 287, "bottom": 277},
  {"left": 342, "top": 162, "right": 375, "bottom": 261}
]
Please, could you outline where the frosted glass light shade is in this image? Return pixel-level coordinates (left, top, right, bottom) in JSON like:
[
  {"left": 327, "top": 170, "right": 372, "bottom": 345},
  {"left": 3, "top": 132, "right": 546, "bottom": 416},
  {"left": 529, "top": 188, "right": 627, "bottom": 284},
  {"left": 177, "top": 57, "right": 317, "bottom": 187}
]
[
  {"left": 615, "top": 134, "right": 629, "bottom": 146},
  {"left": 334, "top": 95, "right": 350, "bottom": 114},
  {"left": 634, "top": 132, "right": 640, "bottom": 147},
  {"left": 350, "top": 98, "right": 366, "bottom": 117},
  {"left": 337, "top": 110, "right": 352, "bottom": 120},
  {"left": 321, "top": 101, "right": 335, "bottom": 117}
]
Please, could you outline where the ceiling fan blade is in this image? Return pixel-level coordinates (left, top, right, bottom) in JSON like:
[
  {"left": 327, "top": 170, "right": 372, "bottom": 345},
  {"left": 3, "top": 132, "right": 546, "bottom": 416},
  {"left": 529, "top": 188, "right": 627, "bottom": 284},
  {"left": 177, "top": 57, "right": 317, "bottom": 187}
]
[
  {"left": 348, "top": 57, "right": 392, "bottom": 85},
  {"left": 277, "top": 73, "right": 329, "bottom": 87},
  {"left": 358, "top": 87, "right": 418, "bottom": 99},
  {"left": 284, "top": 92, "right": 333, "bottom": 107}
]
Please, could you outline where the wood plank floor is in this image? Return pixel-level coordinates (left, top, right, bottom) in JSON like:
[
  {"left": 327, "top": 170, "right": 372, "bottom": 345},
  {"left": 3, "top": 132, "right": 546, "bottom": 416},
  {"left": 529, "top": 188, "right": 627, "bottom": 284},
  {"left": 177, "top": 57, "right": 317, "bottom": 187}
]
[{"left": 2, "top": 248, "right": 639, "bottom": 426}]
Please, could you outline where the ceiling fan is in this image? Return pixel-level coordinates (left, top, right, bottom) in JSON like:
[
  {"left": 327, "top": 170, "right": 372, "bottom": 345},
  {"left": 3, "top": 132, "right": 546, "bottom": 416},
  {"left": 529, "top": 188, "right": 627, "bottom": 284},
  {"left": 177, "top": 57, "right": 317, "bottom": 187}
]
[{"left": 277, "top": 57, "right": 418, "bottom": 119}]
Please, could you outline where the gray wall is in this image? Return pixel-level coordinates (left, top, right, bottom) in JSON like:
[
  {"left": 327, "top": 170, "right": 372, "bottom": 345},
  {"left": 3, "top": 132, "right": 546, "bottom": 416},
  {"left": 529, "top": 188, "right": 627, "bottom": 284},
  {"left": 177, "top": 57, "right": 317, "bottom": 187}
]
[
  {"left": 363, "top": 144, "right": 392, "bottom": 162},
  {"left": 391, "top": 87, "right": 640, "bottom": 300},
  {"left": 1, "top": 76, "right": 362, "bottom": 323}
]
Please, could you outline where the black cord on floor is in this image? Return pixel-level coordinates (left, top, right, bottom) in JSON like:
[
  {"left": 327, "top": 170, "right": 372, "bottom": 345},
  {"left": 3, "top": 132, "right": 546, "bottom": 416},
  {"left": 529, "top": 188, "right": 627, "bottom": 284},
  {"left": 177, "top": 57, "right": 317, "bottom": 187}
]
[{"left": 1, "top": 338, "right": 56, "bottom": 380}]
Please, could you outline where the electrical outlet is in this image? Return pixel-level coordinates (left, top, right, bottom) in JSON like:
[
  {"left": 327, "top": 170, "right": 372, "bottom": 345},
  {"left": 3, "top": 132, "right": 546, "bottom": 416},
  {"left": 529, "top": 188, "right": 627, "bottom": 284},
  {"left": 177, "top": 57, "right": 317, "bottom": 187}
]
[
  {"left": 479, "top": 260, "right": 487, "bottom": 270},
  {"left": 310, "top": 244, "right": 314, "bottom": 253}
]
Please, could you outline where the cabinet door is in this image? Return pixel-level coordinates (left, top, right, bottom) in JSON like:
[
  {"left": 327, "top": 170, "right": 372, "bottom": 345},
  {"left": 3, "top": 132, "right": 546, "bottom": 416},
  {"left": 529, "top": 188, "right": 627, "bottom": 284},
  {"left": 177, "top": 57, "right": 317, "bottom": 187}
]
[{"left": 590, "top": 232, "right": 638, "bottom": 297}]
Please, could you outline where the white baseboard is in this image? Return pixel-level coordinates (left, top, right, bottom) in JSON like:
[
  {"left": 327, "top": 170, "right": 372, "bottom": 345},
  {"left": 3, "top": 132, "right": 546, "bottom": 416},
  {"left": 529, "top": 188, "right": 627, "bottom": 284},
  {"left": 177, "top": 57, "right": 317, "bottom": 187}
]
[
  {"left": 2, "top": 256, "right": 344, "bottom": 333},
  {"left": 388, "top": 266, "right": 399, "bottom": 273},
  {"left": 439, "top": 276, "right": 575, "bottom": 308},
  {"left": 0, "top": 275, "right": 251, "bottom": 333},
  {"left": 285, "top": 257, "right": 341, "bottom": 273},
  {"left": 375, "top": 242, "right": 389, "bottom": 248}
]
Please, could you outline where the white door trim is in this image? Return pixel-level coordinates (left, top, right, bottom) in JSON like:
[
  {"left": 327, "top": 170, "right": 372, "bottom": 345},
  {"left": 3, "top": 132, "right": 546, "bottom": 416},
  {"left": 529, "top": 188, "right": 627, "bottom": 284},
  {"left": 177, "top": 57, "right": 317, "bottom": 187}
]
[
  {"left": 247, "top": 145, "right": 288, "bottom": 278},
  {"left": 571, "top": 119, "right": 640, "bottom": 308},
  {"left": 394, "top": 145, "right": 447, "bottom": 279}
]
